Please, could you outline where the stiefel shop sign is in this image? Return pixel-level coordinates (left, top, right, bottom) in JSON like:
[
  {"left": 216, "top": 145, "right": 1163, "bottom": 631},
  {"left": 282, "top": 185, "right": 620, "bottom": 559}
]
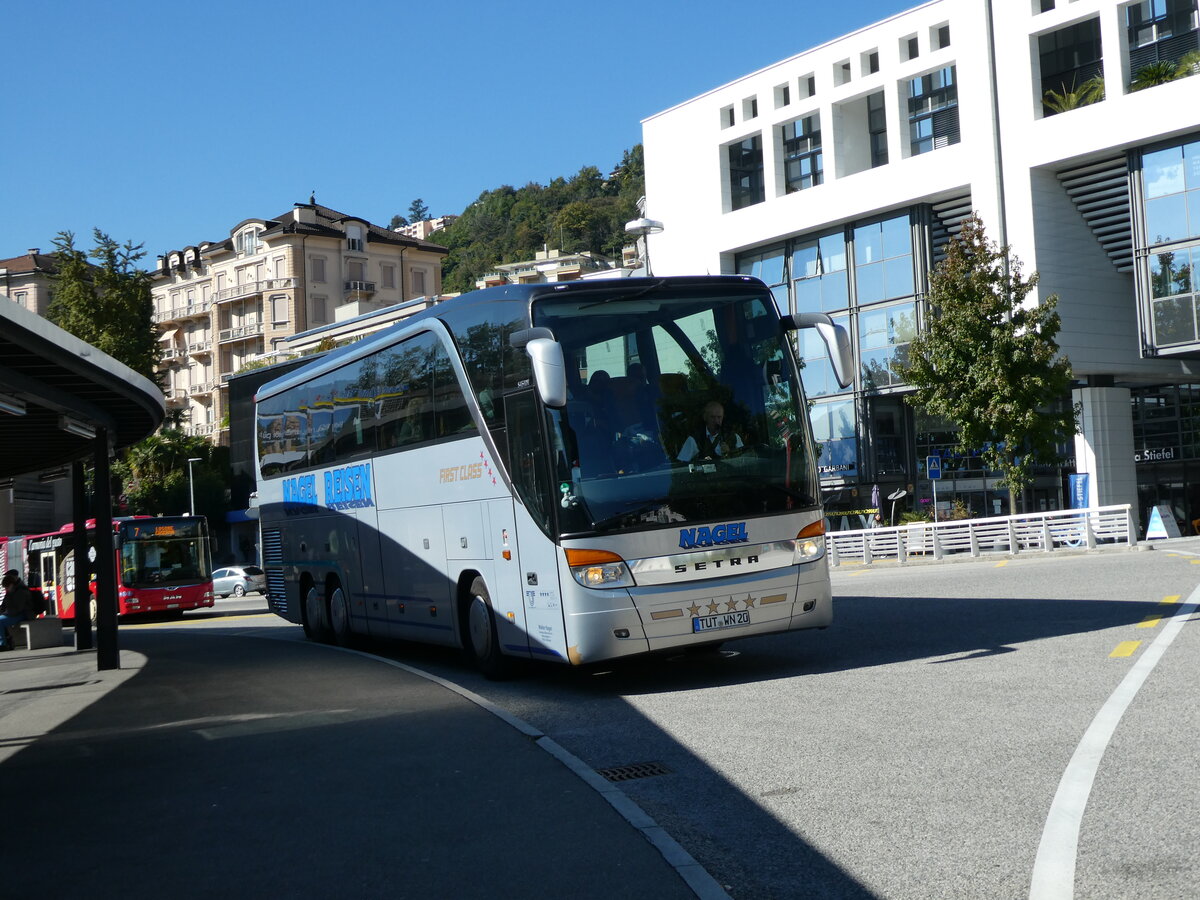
[{"left": 1135, "top": 447, "right": 1178, "bottom": 463}]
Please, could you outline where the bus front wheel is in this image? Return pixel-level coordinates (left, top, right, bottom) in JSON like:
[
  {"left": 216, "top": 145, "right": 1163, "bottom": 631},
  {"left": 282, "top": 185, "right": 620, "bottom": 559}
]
[{"left": 465, "top": 577, "right": 511, "bottom": 680}]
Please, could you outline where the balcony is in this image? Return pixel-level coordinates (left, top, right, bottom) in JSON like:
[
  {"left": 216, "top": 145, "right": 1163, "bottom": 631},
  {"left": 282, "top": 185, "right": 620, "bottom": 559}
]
[
  {"left": 186, "top": 423, "right": 217, "bottom": 437},
  {"left": 188, "top": 381, "right": 216, "bottom": 396},
  {"left": 344, "top": 280, "right": 376, "bottom": 300},
  {"left": 218, "top": 323, "right": 264, "bottom": 344},
  {"left": 154, "top": 300, "right": 213, "bottom": 323},
  {"left": 161, "top": 346, "right": 184, "bottom": 361},
  {"left": 213, "top": 277, "right": 297, "bottom": 304},
  {"left": 165, "top": 389, "right": 188, "bottom": 406},
  {"left": 188, "top": 339, "right": 213, "bottom": 355}
]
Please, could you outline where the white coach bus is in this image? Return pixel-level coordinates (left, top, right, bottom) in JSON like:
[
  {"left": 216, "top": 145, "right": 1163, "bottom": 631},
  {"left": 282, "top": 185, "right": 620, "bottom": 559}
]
[{"left": 255, "top": 275, "right": 851, "bottom": 676}]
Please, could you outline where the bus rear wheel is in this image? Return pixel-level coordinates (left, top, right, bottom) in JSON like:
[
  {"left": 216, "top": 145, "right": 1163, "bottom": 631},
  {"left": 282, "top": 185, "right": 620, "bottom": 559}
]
[
  {"left": 465, "top": 577, "right": 511, "bottom": 680},
  {"left": 328, "top": 582, "right": 355, "bottom": 647},
  {"left": 304, "top": 582, "right": 333, "bottom": 644}
]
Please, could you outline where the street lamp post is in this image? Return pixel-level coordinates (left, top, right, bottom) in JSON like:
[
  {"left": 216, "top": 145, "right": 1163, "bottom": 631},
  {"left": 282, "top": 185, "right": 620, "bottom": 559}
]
[{"left": 187, "top": 457, "right": 201, "bottom": 516}]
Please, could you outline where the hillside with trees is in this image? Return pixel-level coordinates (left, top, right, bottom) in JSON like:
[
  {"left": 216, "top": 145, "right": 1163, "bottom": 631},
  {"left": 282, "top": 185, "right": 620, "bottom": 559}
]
[{"left": 419, "top": 145, "right": 644, "bottom": 293}]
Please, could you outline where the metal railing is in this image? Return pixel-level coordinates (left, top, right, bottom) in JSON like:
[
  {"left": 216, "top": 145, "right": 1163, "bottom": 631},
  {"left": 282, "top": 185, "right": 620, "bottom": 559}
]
[
  {"left": 828, "top": 504, "right": 1137, "bottom": 566},
  {"left": 213, "top": 277, "right": 296, "bottom": 304},
  {"left": 218, "top": 323, "right": 264, "bottom": 343}
]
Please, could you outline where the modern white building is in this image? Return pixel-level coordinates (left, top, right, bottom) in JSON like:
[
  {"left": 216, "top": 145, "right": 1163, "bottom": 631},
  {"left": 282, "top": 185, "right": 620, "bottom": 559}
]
[{"left": 643, "top": 0, "right": 1200, "bottom": 530}]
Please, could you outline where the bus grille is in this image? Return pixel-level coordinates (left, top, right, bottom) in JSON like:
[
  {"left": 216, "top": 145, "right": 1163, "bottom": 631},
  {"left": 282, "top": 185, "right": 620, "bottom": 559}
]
[
  {"left": 266, "top": 569, "right": 288, "bottom": 616},
  {"left": 262, "top": 530, "right": 283, "bottom": 564}
]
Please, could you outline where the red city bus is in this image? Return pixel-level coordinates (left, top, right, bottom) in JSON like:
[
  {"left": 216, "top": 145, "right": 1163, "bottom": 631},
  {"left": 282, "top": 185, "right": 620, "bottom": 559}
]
[{"left": 20, "top": 515, "right": 215, "bottom": 619}]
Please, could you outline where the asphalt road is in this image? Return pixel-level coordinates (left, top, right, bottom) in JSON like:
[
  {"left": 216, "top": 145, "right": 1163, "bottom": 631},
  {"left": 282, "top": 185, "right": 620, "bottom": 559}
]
[{"left": 145, "top": 544, "right": 1200, "bottom": 899}]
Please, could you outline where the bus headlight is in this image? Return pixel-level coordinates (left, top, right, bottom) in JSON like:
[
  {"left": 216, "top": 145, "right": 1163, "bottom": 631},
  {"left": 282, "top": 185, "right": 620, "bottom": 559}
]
[
  {"left": 564, "top": 548, "right": 635, "bottom": 589},
  {"left": 795, "top": 521, "right": 826, "bottom": 561}
]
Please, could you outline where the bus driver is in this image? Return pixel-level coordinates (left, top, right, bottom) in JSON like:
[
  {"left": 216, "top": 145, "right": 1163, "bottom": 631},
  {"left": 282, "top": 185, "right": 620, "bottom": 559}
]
[{"left": 676, "top": 399, "right": 743, "bottom": 464}]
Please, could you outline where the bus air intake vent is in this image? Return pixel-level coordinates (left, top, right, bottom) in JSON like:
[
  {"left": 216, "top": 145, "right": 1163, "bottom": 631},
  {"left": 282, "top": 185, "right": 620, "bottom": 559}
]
[
  {"left": 262, "top": 530, "right": 283, "bottom": 565},
  {"left": 595, "top": 761, "right": 671, "bottom": 782}
]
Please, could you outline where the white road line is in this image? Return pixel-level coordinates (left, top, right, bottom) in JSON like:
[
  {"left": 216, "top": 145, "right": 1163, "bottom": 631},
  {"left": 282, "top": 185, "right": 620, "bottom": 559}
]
[{"left": 1028, "top": 586, "right": 1200, "bottom": 899}]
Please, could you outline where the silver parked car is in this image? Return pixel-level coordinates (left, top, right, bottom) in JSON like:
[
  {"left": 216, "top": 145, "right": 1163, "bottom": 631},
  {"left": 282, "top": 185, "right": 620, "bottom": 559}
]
[{"left": 212, "top": 565, "right": 266, "bottom": 598}]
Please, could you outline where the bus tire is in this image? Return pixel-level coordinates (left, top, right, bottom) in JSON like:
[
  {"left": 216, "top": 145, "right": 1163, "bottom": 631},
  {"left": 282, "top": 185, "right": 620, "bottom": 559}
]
[
  {"left": 465, "top": 577, "right": 512, "bottom": 680},
  {"left": 304, "top": 582, "right": 333, "bottom": 644},
  {"left": 328, "top": 581, "right": 355, "bottom": 647}
]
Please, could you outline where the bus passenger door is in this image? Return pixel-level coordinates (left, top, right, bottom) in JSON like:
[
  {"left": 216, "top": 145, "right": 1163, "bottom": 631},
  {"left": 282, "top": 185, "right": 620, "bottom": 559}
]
[
  {"left": 500, "top": 391, "right": 569, "bottom": 663},
  {"left": 38, "top": 552, "right": 58, "bottom": 616}
]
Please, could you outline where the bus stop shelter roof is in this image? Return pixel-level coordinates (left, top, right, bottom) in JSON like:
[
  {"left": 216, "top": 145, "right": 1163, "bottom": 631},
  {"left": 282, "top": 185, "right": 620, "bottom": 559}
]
[{"left": 0, "top": 296, "right": 164, "bottom": 478}]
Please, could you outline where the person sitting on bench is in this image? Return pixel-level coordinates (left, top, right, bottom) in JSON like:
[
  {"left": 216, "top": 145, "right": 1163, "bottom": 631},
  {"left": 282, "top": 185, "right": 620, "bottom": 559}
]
[{"left": 0, "top": 569, "right": 33, "bottom": 651}]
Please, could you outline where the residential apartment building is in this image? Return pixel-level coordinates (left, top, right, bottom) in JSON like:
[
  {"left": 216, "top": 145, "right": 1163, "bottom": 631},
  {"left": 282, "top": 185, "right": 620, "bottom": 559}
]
[
  {"left": 151, "top": 202, "right": 447, "bottom": 443},
  {"left": 475, "top": 248, "right": 626, "bottom": 289},
  {"left": 0, "top": 248, "right": 64, "bottom": 317},
  {"left": 395, "top": 215, "right": 458, "bottom": 241},
  {"left": 643, "top": 0, "right": 1200, "bottom": 530}
]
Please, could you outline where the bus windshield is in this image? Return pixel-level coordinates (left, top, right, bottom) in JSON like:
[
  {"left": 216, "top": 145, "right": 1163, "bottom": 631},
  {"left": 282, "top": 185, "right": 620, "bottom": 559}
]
[
  {"left": 531, "top": 282, "right": 818, "bottom": 537},
  {"left": 119, "top": 518, "right": 212, "bottom": 588}
]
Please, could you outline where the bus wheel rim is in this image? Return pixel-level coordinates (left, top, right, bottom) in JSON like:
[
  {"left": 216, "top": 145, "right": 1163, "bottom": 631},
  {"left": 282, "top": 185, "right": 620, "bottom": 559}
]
[
  {"left": 330, "top": 587, "right": 349, "bottom": 638},
  {"left": 468, "top": 594, "right": 493, "bottom": 658},
  {"left": 305, "top": 586, "right": 324, "bottom": 632}
]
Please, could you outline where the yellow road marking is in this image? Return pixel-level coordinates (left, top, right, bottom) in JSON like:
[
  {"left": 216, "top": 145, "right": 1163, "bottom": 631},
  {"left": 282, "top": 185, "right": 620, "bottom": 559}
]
[
  {"left": 1190, "top": 559, "right": 1200, "bottom": 565},
  {"left": 995, "top": 561, "right": 1008, "bottom": 568},
  {"left": 1162, "top": 595, "right": 1181, "bottom": 604},
  {"left": 1137, "top": 614, "right": 1163, "bottom": 628},
  {"left": 1110, "top": 641, "right": 1141, "bottom": 658}
]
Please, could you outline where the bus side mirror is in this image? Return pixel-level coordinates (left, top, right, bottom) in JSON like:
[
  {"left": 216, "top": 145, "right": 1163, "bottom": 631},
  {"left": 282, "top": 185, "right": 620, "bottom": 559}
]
[
  {"left": 510, "top": 328, "right": 568, "bottom": 409},
  {"left": 783, "top": 313, "right": 854, "bottom": 389}
]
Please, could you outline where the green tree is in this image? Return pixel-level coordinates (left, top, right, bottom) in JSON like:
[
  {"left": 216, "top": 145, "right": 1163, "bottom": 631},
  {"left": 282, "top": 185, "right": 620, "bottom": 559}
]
[
  {"left": 408, "top": 198, "right": 430, "bottom": 223},
  {"left": 48, "top": 229, "right": 158, "bottom": 382},
  {"left": 389, "top": 214, "right": 408, "bottom": 230},
  {"left": 895, "top": 214, "right": 1079, "bottom": 510},
  {"left": 114, "top": 429, "right": 222, "bottom": 517},
  {"left": 1042, "top": 74, "right": 1105, "bottom": 114}
]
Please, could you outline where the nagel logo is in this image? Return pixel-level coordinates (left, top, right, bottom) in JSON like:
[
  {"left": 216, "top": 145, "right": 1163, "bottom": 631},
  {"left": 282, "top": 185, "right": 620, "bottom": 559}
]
[{"left": 679, "top": 522, "right": 748, "bottom": 550}]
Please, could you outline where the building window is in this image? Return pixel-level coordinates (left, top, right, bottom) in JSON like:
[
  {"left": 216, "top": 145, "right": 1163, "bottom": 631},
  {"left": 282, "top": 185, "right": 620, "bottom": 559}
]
[
  {"left": 781, "top": 114, "right": 823, "bottom": 193},
  {"left": 1143, "top": 138, "right": 1200, "bottom": 243},
  {"left": 270, "top": 294, "right": 289, "bottom": 325},
  {"left": 348, "top": 260, "right": 366, "bottom": 283},
  {"left": 865, "top": 50, "right": 880, "bottom": 75},
  {"left": 381, "top": 263, "right": 396, "bottom": 289},
  {"left": 727, "top": 134, "right": 765, "bottom": 211},
  {"left": 792, "top": 232, "right": 849, "bottom": 313},
  {"left": 721, "top": 105, "right": 735, "bottom": 128},
  {"left": 311, "top": 256, "right": 326, "bottom": 283},
  {"left": 346, "top": 224, "right": 365, "bottom": 252},
  {"left": 1149, "top": 245, "right": 1199, "bottom": 345},
  {"left": 902, "top": 35, "right": 920, "bottom": 61},
  {"left": 743, "top": 97, "right": 758, "bottom": 120},
  {"left": 735, "top": 246, "right": 787, "bottom": 313},
  {"left": 1039, "top": 18, "right": 1105, "bottom": 116},
  {"left": 935, "top": 25, "right": 951, "bottom": 49},
  {"left": 908, "top": 66, "right": 960, "bottom": 155},
  {"left": 854, "top": 216, "right": 915, "bottom": 304},
  {"left": 868, "top": 91, "right": 889, "bottom": 167},
  {"left": 412, "top": 268, "right": 426, "bottom": 296},
  {"left": 312, "top": 296, "right": 327, "bottom": 323},
  {"left": 812, "top": 398, "right": 858, "bottom": 478},
  {"left": 1128, "top": 0, "right": 1199, "bottom": 49},
  {"left": 236, "top": 229, "right": 260, "bottom": 256},
  {"left": 775, "top": 83, "right": 791, "bottom": 108},
  {"left": 859, "top": 300, "right": 918, "bottom": 390}
]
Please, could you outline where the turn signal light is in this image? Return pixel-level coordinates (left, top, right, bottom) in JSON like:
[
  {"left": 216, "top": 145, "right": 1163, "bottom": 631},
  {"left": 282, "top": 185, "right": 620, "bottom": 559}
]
[
  {"left": 564, "top": 548, "right": 634, "bottom": 589},
  {"left": 795, "top": 521, "right": 826, "bottom": 560}
]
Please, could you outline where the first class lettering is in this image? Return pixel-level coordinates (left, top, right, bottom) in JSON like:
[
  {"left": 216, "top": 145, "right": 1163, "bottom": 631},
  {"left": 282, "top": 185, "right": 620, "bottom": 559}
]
[{"left": 440, "top": 462, "right": 484, "bottom": 483}]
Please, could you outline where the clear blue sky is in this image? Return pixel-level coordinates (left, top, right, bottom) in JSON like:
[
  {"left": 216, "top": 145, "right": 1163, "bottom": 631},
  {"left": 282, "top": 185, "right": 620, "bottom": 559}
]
[{"left": 3, "top": 0, "right": 912, "bottom": 262}]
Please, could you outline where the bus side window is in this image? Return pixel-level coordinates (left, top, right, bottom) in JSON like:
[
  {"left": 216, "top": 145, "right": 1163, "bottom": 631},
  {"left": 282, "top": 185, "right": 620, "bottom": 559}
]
[
  {"left": 504, "top": 391, "right": 553, "bottom": 534},
  {"left": 434, "top": 344, "right": 478, "bottom": 438}
]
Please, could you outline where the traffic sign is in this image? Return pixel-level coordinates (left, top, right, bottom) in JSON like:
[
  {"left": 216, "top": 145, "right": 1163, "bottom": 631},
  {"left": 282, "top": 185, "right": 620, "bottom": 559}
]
[{"left": 926, "top": 455, "right": 942, "bottom": 480}]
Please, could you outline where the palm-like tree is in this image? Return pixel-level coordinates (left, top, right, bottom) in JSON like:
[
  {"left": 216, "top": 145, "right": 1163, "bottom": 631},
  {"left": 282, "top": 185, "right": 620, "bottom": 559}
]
[
  {"left": 1132, "top": 60, "right": 1186, "bottom": 91},
  {"left": 1043, "top": 75, "right": 1105, "bottom": 114}
]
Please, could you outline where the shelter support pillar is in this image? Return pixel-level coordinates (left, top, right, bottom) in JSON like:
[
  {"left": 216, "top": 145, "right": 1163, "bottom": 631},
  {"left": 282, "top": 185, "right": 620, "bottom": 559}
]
[
  {"left": 93, "top": 429, "right": 119, "bottom": 671},
  {"left": 1072, "top": 385, "right": 1137, "bottom": 523},
  {"left": 72, "top": 460, "right": 92, "bottom": 651}
]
